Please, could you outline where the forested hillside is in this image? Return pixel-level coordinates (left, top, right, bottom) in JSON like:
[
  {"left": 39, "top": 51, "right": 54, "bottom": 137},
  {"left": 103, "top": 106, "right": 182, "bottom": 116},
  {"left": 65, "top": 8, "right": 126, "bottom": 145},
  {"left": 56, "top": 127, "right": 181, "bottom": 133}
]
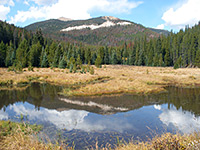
[
  {"left": 0, "top": 20, "right": 200, "bottom": 71},
  {"left": 25, "top": 16, "right": 168, "bottom": 46}
]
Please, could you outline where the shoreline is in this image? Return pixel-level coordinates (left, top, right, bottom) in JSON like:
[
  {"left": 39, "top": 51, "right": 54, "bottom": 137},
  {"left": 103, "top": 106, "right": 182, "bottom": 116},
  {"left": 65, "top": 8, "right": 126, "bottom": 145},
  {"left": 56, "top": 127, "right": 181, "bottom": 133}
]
[
  {"left": 1, "top": 120, "right": 200, "bottom": 150},
  {"left": 0, "top": 65, "right": 200, "bottom": 97}
]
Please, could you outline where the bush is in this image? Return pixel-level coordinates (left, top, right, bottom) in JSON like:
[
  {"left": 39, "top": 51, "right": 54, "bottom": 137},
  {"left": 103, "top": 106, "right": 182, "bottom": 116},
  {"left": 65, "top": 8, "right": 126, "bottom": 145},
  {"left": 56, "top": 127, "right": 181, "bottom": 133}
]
[
  {"left": 7, "top": 66, "right": 15, "bottom": 72},
  {"left": 81, "top": 66, "right": 86, "bottom": 74},
  {"left": 28, "top": 66, "right": 34, "bottom": 71},
  {"left": 90, "top": 67, "right": 94, "bottom": 75}
]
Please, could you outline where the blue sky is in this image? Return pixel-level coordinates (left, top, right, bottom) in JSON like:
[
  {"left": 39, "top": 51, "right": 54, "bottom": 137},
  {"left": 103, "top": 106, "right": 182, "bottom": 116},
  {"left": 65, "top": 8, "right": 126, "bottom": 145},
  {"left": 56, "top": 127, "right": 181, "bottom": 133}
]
[{"left": 0, "top": 0, "right": 200, "bottom": 31}]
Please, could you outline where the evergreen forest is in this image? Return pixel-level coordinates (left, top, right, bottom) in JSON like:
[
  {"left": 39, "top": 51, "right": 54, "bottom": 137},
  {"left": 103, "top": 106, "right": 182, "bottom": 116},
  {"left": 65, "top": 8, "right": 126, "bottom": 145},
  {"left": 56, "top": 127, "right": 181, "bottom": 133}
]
[{"left": 1, "top": 21, "right": 200, "bottom": 71}]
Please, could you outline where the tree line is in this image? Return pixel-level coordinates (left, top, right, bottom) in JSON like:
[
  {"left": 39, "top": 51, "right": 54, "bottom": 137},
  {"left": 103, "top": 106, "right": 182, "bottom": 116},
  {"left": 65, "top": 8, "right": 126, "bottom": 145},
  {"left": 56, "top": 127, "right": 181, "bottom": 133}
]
[{"left": 0, "top": 20, "right": 200, "bottom": 71}]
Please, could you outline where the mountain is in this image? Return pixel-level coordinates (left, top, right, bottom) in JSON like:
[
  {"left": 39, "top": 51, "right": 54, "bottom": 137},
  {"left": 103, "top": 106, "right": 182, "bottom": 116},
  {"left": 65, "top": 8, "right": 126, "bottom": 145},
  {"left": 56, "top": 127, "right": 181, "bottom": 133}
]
[
  {"left": 148, "top": 27, "right": 169, "bottom": 36},
  {"left": 58, "top": 17, "right": 73, "bottom": 22},
  {"left": 25, "top": 16, "right": 169, "bottom": 46}
]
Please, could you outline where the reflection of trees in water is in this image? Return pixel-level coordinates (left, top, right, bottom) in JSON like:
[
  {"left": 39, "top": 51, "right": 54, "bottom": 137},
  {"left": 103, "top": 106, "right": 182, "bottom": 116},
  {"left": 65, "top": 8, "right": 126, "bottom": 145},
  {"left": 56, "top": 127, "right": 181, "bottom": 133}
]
[
  {"left": 0, "top": 83, "right": 61, "bottom": 111},
  {"left": 0, "top": 89, "right": 28, "bottom": 109},
  {"left": 0, "top": 84, "right": 200, "bottom": 116},
  {"left": 163, "top": 87, "right": 200, "bottom": 116}
]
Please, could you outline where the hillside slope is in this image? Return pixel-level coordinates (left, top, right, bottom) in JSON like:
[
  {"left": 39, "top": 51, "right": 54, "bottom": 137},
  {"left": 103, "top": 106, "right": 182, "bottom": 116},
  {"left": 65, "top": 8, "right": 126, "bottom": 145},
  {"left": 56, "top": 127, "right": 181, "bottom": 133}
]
[{"left": 25, "top": 16, "right": 168, "bottom": 46}]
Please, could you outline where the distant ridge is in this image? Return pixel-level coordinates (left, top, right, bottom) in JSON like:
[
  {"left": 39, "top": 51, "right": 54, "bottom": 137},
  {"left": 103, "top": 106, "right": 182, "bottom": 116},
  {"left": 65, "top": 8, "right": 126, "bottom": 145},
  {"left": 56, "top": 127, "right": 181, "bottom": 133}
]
[{"left": 25, "top": 16, "right": 169, "bottom": 46}]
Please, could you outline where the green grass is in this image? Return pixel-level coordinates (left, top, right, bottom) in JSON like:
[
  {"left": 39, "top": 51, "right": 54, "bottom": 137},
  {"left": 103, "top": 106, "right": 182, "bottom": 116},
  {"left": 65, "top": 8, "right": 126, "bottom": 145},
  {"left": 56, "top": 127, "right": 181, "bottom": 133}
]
[{"left": 0, "top": 120, "right": 42, "bottom": 137}]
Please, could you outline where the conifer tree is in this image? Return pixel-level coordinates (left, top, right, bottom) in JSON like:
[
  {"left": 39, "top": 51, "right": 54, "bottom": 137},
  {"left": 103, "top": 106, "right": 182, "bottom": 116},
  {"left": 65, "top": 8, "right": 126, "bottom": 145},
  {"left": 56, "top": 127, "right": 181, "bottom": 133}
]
[
  {"left": 129, "top": 49, "right": 135, "bottom": 65},
  {"left": 29, "top": 41, "right": 42, "bottom": 67},
  {"left": 0, "top": 41, "right": 6, "bottom": 67},
  {"left": 135, "top": 44, "right": 139, "bottom": 65},
  {"left": 111, "top": 51, "right": 118, "bottom": 64},
  {"left": 104, "top": 46, "right": 109, "bottom": 64},
  {"left": 58, "top": 55, "right": 66, "bottom": 69},
  {"left": 91, "top": 52, "right": 97, "bottom": 65},
  {"left": 5, "top": 41, "right": 15, "bottom": 67},
  {"left": 16, "top": 39, "right": 29, "bottom": 68},
  {"left": 195, "top": 49, "right": 200, "bottom": 67},
  {"left": 76, "top": 54, "right": 82, "bottom": 69},
  {"left": 159, "top": 54, "right": 163, "bottom": 67},
  {"left": 41, "top": 51, "right": 48, "bottom": 68},
  {"left": 95, "top": 55, "right": 102, "bottom": 68},
  {"left": 52, "top": 44, "right": 63, "bottom": 67}
]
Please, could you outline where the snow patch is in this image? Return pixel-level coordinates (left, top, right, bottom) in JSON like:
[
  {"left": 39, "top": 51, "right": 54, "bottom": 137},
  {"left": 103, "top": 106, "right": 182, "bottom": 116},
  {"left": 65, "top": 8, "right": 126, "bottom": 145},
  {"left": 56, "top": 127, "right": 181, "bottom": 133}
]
[{"left": 61, "top": 21, "right": 132, "bottom": 32}]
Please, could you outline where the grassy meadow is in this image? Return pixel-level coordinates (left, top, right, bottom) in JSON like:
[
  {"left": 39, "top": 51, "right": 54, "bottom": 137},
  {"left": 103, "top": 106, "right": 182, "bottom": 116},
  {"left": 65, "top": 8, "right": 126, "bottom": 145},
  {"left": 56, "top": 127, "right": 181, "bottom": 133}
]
[{"left": 0, "top": 65, "right": 200, "bottom": 96}]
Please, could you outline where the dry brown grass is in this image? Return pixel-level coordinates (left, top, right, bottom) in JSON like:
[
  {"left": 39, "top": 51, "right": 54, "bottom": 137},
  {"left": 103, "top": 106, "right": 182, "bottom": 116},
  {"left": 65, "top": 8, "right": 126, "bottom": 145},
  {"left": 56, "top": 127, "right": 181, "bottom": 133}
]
[
  {"left": 115, "top": 132, "right": 200, "bottom": 150},
  {"left": 1, "top": 65, "right": 200, "bottom": 96},
  {"left": 0, "top": 121, "right": 72, "bottom": 150}
]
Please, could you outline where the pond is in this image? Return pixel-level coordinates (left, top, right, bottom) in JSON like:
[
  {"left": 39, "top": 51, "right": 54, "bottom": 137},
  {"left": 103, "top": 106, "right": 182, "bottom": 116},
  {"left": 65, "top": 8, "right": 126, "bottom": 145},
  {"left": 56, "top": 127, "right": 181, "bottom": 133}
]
[{"left": 0, "top": 82, "right": 200, "bottom": 149}]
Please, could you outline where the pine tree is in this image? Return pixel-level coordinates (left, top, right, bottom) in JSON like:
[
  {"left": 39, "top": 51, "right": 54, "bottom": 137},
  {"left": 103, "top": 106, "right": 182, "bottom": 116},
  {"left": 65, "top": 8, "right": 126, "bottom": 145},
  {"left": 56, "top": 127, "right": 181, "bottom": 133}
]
[
  {"left": 129, "top": 49, "right": 135, "bottom": 65},
  {"left": 41, "top": 52, "right": 48, "bottom": 68},
  {"left": 135, "top": 44, "right": 139, "bottom": 65},
  {"left": 146, "top": 40, "right": 153, "bottom": 66},
  {"left": 95, "top": 55, "right": 102, "bottom": 68},
  {"left": 104, "top": 46, "right": 109, "bottom": 64},
  {"left": 159, "top": 54, "right": 163, "bottom": 67},
  {"left": 16, "top": 39, "right": 29, "bottom": 68},
  {"left": 29, "top": 41, "right": 42, "bottom": 67},
  {"left": 6, "top": 41, "right": 15, "bottom": 67},
  {"left": 52, "top": 43, "right": 63, "bottom": 67},
  {"left": 195, "top": 49, "right": 200, "bottom": 67},
  {"left": 112, "top": 51, "right": 118, "bottom": 64},
  {"left": 76, "top": 54, "right": 82, "bottom": 69},
  {"left": 0, "top": 41, "right": 6, "bottom": 67},
  {"left": 84, "top": 48, "right": 91, "bottom": 64},
  {"left": 164, "top": 47, "right": 171, "bottom": 66},
  {"left": 58, "top": 56, "right": 66, "bottom": 69},
  {"left": 91, "top": 52, "right": 97, "bottom": 65},
  {"left": 32, "top": 28, "right": 44, "bottom": 46},
  {"left": 48, "top": 42, "right": 57, "bottom": 66},
  {"left": 122, "top": 45, "right": 128, "bottom": 65},
  {"left": 174, "top": 56, "right": 182, "bottom": 68},
  {"left": 153, "top": 54, "right": 159, "bottom": 66}
]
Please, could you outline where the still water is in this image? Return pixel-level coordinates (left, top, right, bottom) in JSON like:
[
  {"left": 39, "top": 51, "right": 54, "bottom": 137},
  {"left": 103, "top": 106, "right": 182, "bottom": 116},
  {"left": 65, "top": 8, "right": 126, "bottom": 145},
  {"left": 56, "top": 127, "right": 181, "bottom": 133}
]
[{"left": 0, "top": 83, "right": 200, "bottom": 149}]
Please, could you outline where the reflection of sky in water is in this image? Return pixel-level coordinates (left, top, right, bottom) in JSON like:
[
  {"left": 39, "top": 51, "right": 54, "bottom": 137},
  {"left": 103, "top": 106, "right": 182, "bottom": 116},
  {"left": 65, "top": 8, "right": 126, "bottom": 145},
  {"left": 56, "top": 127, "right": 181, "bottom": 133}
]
[
  {"left": 0, "top": 102, "right": 200, "bottom": 135},
  {"left": 159, "top": 107, "right": 200, "bottom": 133},
  {"left": 1, "top": 102, "right": 163, "bottom": 134},
  {"left": 0, "top": 110, "right": 8, "bottom": 120},
  {"left": 154, "top": 104, "right": 200, "bottom": 133}
]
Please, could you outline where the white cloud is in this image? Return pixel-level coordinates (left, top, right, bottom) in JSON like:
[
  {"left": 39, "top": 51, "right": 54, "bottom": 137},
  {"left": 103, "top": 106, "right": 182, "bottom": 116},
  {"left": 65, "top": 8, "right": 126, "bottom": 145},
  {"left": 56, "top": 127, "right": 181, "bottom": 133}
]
[
  {"left": 162, "top": 0, "right": 200, "bottom": 29},
  {"left": 156, "top": 24, "right": 165, "bottom": 30},
  {"left": 94, "top": 0, "right": 143, "bottom": 14},
  {"left": 0, "top": 5, "right": 10, "bottom": 21},
  {"left": 29, "top": 0, "right": 58, "bottom": 6},
  {"left": 0, "top": 109, "right": 8, "bottom": 120},
  {"left": 10, "top": 104, "right": 89, "bottom": 130},
  {"left": 9, "top": 103, "right": 132, "bottom": 132},
  {"left": 24, "top": 0, "right": 30, "bottom": 5},
  {"left": 154, "top": 104, "right": 161, "bottom": 110},
  {"left": 10, "top": 0, "right": 143, "bottom": 24},
  {"left": 10, "top": 6, "right": 47, "bottom": 24},
  {"left": 0, "top": 0, "right": 14, "bottom": 6},
  {"left": 159, "top": 108, "right": 200, "bottom": 134}
]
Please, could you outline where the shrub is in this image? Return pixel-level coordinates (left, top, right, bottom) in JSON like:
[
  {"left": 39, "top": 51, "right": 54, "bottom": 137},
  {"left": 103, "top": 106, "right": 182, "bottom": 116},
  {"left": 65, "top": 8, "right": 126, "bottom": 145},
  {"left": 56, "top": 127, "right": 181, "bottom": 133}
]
[
  {"left": 28, "top": 66, "right": 34, "bottom": 71},
  {"left": 90, "top": 67, "right": 94, "bottom": 75}
]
